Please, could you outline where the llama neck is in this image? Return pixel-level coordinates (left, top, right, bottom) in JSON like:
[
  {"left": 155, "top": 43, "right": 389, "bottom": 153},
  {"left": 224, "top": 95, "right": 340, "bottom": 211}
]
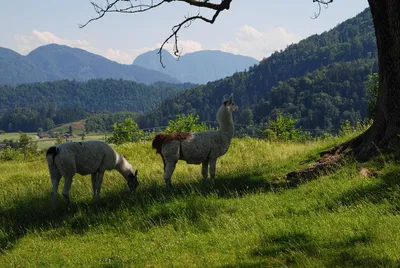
[
  {"left": 115, "top": 154, "right": 126, "bottom": 175},
  {"left": 218, "top": 118, "right": 234, "bottom": 141}
]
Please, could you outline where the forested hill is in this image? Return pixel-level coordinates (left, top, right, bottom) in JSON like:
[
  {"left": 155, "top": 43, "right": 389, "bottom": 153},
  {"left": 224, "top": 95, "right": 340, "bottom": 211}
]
[
  {"left": 0, "top": 44, "right": 179, "bottom": 85},
  {"left": 0, "top": 79, "right": 196, "bottom": 132},
  {"left": 139, "top": 8, "right": 377, "bottom": 130}
]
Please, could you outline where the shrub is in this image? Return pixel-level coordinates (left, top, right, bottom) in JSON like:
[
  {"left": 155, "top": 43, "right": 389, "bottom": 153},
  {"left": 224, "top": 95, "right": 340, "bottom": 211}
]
[
  {"left": 262, "top": 113, "right": 310, "bottom": 142},
  {"left": 0, "top": 147, "right": 20, "bottom": 161},
  {"left": 165, "top": 114, "right": 211, "bottom": 134},
  {"left": 107, "top": 118, "right": 144, "bottom": 145}
]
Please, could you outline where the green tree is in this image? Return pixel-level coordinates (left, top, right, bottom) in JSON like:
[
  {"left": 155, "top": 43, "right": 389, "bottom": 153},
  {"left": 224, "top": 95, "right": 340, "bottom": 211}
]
[
  {"left": 55, "top": 136, "right": 64, "bottom": 145},
  {"left": 107, "top": 118, "right": 144, "bottom": 145},
  {"left": 37, "top": 128, "right": 44, "bottom": 137},
  {"left": 165, "top": 114, "right": 210, "bottom": 134},
  {"left": 18, "top": 131, "right": 38, "bottom": 153},
  {"left": 263, "top": 113, "right": 310, "bottom": 141}
]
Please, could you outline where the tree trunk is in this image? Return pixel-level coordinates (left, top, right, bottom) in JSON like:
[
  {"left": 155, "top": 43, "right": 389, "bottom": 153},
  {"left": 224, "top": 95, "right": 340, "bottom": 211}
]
[{"left": 354, "top": 0, "right": 400, "bottom": 160}]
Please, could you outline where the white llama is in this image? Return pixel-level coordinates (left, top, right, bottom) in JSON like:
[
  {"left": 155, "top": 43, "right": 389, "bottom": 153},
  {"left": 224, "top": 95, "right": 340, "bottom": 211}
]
[
  {"left": 46, "top": 140, "right": 139, "bottom": 208},
  {"left": 152, "top": 94, "right": 237, "bottom": 189}
]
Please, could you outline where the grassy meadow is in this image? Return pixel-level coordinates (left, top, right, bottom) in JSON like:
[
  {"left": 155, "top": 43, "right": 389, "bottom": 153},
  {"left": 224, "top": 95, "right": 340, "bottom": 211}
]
[
  {"left": 1, "top": 136, "right": 400, "bottom": 267},
  {"left": 0, "top": 132, "right": 107, "bottom": 150}
]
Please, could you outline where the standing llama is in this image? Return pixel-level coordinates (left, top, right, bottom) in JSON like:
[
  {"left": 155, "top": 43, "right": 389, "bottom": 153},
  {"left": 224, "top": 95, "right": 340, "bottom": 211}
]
[
  {"left": 46, "top": 140, "right": 139, "bottom": 208},
  {"left": 152, "top": 94, "right": 237, "bottom": 189}
]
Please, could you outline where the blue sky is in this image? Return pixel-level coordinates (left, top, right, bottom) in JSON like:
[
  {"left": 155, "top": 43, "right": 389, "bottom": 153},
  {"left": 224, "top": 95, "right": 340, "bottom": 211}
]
[{"left": 0, "top": 0, "right": 369, "bottom": 64}]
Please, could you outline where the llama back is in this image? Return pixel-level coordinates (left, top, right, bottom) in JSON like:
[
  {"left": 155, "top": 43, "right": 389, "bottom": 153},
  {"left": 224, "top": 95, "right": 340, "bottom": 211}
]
[
  {"left": 49, "top": 141, "right": 118, "bottom": 174},
  {"left": 152, "top": 132, "right": 193, "bottom": 154}
]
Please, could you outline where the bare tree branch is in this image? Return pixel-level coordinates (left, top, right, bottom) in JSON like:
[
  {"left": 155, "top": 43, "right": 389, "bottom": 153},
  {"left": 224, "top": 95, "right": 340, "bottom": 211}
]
[
  {"left": 80, "top": 0, "right": 331, "bottom": 67},
  {"left": 311, "top": 0, "right": 333, "bottom": 19},
  {"left": 80, "top": 0, "right": 231, "bottom": 67},
  {"left": 79, "top": 0, "right": 168, "bottom": 28},
  {"left": 157, "top": 8, "right": 222, "bottom": 67}
]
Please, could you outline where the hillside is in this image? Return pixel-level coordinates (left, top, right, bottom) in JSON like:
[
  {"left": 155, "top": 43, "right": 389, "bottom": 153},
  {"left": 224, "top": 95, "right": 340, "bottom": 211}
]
[
  {"left": 139, "top": 8, "right": 377, "bottom": 131},
  {"left": 0, "top": 44, "right": 179, "bottom": 85},
  {"left": 0, "top": 79, "right": 196, "bottom": 132},
  {"left": 133, "top": 49, "right": 259, "bottom": 84}
]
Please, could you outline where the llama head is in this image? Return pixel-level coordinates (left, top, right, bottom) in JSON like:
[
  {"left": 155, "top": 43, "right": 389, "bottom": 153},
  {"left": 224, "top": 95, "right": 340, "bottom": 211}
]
[
  {"left": 216, "top": 93, "right": 238, "bottom": 123},
  {"left": 118, "top": 155, "right": 139, "bottom": 193}
]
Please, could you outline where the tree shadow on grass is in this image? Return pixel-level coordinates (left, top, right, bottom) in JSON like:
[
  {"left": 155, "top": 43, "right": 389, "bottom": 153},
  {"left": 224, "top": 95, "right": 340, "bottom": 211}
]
[
  {"left": 223, "top": 230, "right": 398, "bottom": 268},
  {"left": 326, "top": 165, "right": 400, "bottom": 213},
  {"left": 0, "top": 165, "right": 316, "bottom": 254}
]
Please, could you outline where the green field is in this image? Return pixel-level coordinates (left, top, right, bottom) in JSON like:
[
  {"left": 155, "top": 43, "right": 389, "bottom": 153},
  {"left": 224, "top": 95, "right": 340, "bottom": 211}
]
[
  {"left": 50, "top": 120, "right": 86, "bottom": 135},
  {"left": 1, "top": 136, "right": 399, "bottom": 267},
  {"left": 33, "top": 135, "right": 107, "bottom": 150},
  {"left": 0, "top": 132, "right": 107, "bottom": 150},
  {"left": 0, "top": 132, "right": 39, "bottom": 141}
]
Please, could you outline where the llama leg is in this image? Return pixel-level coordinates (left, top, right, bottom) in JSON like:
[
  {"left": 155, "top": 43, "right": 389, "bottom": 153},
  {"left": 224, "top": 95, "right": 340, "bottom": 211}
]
[
  {"left": 95, "top": 171, "right": 105, "bottom": 203},
  {"left": 164, "top": 161, "right": 176, "bottom": 191},
  {"left": 50, "top": 170, "right": 62, "bottom": 209},
  {"left": 62, "top": 176, "right": 73, "bottom": 205},
  {"left": 91, "top": 172, "right": 98, "bottom": 200},
  {"left": 201, "top": 160, "right": 209, "bottom": 185},
  {"left": 209, "top": 159, "right": 217, "bottom": 185}
]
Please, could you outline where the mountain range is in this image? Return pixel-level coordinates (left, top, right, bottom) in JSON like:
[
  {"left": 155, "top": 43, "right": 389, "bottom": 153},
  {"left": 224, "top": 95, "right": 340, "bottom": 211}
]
[
  {"left": 0, "top": 44, "right": 179, "bottom": 85},
  {"left": 0, "top": 45, "right": 258, "bottom": 86},
  {"left": 133, "top": 49, "right": 259, "bottom": 84}
]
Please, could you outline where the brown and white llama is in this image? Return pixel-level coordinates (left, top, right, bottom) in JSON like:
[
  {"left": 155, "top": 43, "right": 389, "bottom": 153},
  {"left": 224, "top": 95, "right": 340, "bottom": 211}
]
[{"left": 152, "top": 94, "right": 237, "bottom": 189}]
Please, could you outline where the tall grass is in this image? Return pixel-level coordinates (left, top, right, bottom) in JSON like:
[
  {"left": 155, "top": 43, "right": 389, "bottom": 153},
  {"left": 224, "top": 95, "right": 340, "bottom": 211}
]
[{"left": 1, "top": 135, "right": 399, "bottom": 267}]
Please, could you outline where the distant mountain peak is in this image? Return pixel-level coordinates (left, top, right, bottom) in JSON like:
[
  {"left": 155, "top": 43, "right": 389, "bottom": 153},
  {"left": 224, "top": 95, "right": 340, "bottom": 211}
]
[
  {"left": 0, "top": 44, "right": 179, "bottom": 85},
  {"left": 133, "top": 49, "right": 259, "bottom": 84}
]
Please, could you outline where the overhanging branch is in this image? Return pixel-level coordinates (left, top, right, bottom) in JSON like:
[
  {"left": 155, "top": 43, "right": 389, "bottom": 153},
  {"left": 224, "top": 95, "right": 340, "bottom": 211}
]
[
  {"left": 311, "top": 0, "right": 333, "bottom": 19},
  {"left": 80, "top": 0, "right": 231, "bottom": 67},
  {"left": 80, "top": 0, "right": 332, "bottom": 67},
  {"left": 157, "top": 8, "right": 222, "bottom": 67}
]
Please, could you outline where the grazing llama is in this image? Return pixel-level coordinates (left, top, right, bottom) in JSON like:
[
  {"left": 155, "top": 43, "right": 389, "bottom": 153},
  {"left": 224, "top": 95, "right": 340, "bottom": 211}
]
[
  {"left": 46, "top": 140, "right": 139, "bottom": 208},
  {"left": 152, "top": 94, "right": 237, "bottom": 189}
]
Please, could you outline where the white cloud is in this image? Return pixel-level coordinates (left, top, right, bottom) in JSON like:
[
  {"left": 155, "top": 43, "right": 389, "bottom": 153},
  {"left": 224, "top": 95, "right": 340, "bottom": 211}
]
[
  {"left": 13, "top": 30, "right": 203, "bottom": 64},
  {"left": 220, "top": 25, "right": 301, "bottom": 60},
  {"left": 158, "top": 39, "right": 203, "bottom": 56},
  {"left": 105, "top": 49, "right": 135, "bottom": 64},
  {"left": 14, "top": 29, "right": 99, "bottom": 55},
  {"left": 106, "top": 39, "right": 203, "bottom": 64}
]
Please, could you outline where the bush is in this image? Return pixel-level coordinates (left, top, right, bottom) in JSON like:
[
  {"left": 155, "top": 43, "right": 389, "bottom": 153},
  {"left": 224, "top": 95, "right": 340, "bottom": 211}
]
[
  {"left": 262, "top": 113, "right": 310, "bottom": 142},
  {"left": 0, "top": 147, "right": 20, "bottom": 161},
  {"left": 107, "top": 118, "right": 144, "bottom": 145},
  {"left": 165, "top": 114, "right": 211, "bottom": 134}
]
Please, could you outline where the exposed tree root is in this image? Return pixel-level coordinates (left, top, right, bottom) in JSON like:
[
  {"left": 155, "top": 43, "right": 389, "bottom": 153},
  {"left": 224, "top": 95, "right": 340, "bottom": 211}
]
[
  {"left": 284, "top": 151, "right": 347, "bottom": 186},
  {"left": 276, "top": 131, "right": 379, "bottom": 186}
]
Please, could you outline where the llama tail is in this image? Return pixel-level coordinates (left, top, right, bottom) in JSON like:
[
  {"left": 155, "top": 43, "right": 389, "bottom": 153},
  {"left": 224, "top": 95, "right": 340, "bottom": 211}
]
[
  {"left": 46, "top": 146, "right": 58, "bottom": 165},
  {"left": 152, "top": 134, "right": 167, "bottom": 155}
]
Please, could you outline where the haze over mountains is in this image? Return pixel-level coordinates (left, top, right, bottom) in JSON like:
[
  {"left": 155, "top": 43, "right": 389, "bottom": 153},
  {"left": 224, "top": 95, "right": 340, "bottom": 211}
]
[
  {"left": 0, "top": 44, "right": 258, "bottom": 86},
  {"left": 133, "top": 50, "right": 259, "bottom": 84}
]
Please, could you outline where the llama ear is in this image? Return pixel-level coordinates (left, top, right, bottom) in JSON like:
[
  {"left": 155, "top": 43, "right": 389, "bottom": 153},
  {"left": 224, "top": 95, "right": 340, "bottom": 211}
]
[
  {"left": 228, "top": 93, "right": 234, "bottom": 105},
  {"left": 134, "top": 169, "right": 138, "bottom": 176},
  {"left": 223, "top": 94, "right": 229, "bottom": 102}
]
